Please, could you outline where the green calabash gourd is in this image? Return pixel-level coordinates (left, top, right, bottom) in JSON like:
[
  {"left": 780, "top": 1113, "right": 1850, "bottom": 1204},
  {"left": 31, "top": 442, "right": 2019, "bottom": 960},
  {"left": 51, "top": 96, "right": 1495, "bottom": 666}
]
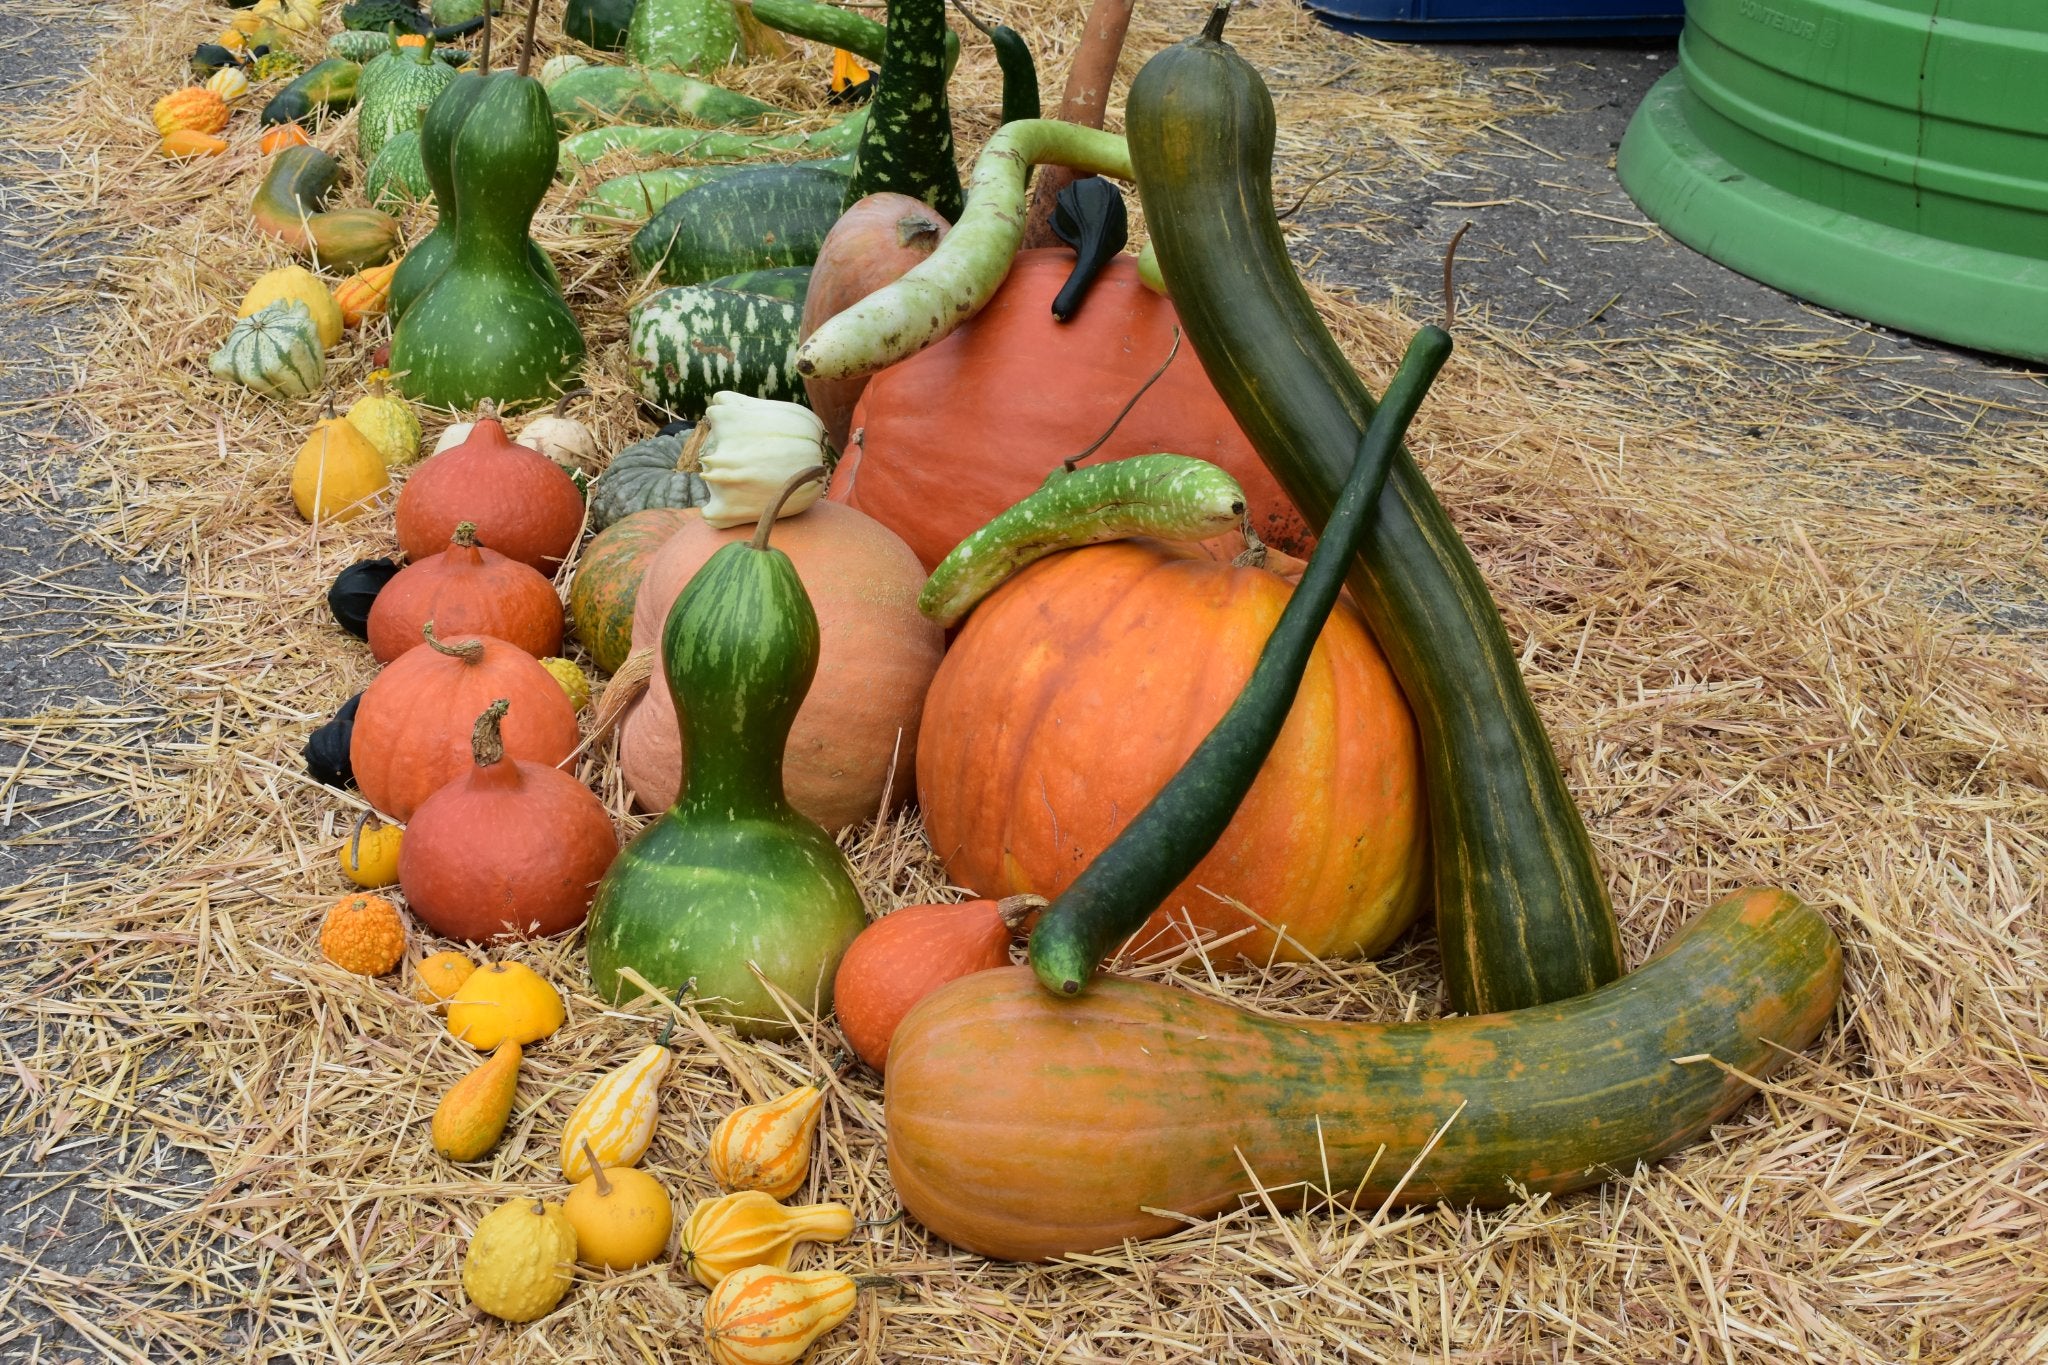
[
  {"left": 585, "top": 468, "right": 867, "bottom": 1036},
  {"left": 390, "top": 69, "right": 585, "bottom": 408}
]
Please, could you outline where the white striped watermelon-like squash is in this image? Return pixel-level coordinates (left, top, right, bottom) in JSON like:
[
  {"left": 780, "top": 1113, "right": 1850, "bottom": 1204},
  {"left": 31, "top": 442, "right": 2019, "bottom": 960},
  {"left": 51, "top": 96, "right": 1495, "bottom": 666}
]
[{"left": 209, "top": 301, "right": 324, "bottom": 400}]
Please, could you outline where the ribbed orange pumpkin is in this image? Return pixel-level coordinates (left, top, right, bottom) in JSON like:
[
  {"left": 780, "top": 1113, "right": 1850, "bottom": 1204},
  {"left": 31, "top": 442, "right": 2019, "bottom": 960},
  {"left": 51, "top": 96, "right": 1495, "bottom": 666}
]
[
  {"left": 832, "top": 250, "right": 1309, "bottom": 570},
  {"left": 394, "top": 413, "right": 586, "bottom": 571},
  {"left": 917, "top": 539, "right": 1428, "bottom": 965},
  {"left": 399, "top": 700, "right": 618, "bottom": 941},
  {"left": 367, "top": 523, "right": 565, "bottom": 663},
  {"left": 618, "top": 504, "right": 942, "bottom": 831},
  {"left": 350, "top": 625, "right": 581, "bottom": 821},
  {"left": 831, "top": 897, "right": 1039, "bottom": 1072},
  {"left": 567, "top": 507, "right": 693, "bottom": 675}
]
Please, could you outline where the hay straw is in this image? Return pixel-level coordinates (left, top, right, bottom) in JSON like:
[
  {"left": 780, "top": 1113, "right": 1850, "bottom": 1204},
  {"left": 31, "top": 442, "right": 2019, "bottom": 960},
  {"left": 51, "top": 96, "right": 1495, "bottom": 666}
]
[{"left": 2, "top": 0, "right": 2045, "bottom": 1359}]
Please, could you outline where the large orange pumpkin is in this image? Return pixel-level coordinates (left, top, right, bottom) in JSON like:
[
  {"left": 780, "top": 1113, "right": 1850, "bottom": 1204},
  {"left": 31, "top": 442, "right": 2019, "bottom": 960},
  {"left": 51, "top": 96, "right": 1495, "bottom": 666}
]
[
  {"left": 832, "top": 249, "right": 1309, "bottom": 570},
  {"left": 619, "top": 504, "right": 943, "bottom": 831},
  {"left": 916, "top": 539, "right": 1427, "bottom": 964}
]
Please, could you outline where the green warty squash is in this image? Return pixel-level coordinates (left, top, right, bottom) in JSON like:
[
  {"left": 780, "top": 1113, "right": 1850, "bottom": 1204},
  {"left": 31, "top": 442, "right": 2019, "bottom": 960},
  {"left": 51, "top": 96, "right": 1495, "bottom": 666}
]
[
  {"left": 357, "top": 41, "right": 457, "bottom": 163},
  {"left": 367, "top": 128, "right": 432, "bottom": 206}
]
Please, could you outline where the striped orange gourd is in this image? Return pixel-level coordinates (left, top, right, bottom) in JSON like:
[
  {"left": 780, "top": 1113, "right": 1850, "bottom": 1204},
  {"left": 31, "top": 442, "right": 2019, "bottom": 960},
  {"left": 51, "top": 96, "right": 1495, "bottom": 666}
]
[
  {"left": 703, "top": 1266, "right": 859, "bottom": 1365},
  {"left": 560, "top": 1043, "right": 671, "bottom": 1181},
  {"left": 706, "top": 1082, "right": 824, "bottom": 1199},
  {"left": 678, "top": 1190, "right": 854, "bottom": 1289}
]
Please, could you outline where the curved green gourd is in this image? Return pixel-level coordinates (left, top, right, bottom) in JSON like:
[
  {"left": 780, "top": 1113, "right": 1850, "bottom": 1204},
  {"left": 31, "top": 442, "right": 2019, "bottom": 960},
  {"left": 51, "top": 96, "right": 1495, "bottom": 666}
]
[
  {"left": 390, "top": 70, "right": 585, "bottom": 408},
  {"left": 585, "top": 471, "right": 868, "bottom": 1035}
]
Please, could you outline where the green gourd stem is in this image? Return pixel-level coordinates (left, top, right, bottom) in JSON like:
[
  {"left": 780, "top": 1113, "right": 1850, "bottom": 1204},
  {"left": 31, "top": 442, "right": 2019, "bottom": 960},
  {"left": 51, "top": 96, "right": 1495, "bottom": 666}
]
[
  {"left": 1028, "top": 326, "right": 1451, "bottom": 997},
  {"left": 917, "top": 455, "right": 1246, "bottom": 628},
  {"left": 796, "top": 120, "right": 1132, "bottom": 382},
  {"left": 652, "top": 975, "right": 694, "bottom": 1047},
  {"left": 843, "top": 0, "right": 963, "bottom": 219},
  {"left": 517, "top": 0, "right": 540, "bottom": 76},
  {"left": 951, "top": 0, "right": 1039, "bottom": 124},
  {"left": 749, "top": 465, "right": 827, "bottom": 550},
  {"left": 1126, "top": 6, "right": 1624, "bottom": 1013},
  {"left": 744, "top": 0, "right": 960, "bottom": 75}
]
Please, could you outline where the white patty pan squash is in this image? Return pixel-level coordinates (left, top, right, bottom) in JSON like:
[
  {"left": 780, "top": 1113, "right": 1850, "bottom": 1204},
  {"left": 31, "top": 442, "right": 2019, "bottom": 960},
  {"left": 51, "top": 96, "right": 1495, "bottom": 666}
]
[{"left": 696, "top": 391, "right": 829, "bottom": 530}]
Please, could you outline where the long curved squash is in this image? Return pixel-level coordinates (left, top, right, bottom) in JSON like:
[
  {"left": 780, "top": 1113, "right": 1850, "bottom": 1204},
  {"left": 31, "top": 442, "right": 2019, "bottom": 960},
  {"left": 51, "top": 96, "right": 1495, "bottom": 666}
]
[{"left": 885, "top": 887, "right": 1843, "bottom": 1263}]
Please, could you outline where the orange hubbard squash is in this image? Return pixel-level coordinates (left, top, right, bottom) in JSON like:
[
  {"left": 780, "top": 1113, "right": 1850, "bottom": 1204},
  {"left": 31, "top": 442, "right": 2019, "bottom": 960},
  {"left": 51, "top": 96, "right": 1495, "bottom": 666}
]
[{"left": 917, "top": 538, "right": 1426, "bottom": 967}]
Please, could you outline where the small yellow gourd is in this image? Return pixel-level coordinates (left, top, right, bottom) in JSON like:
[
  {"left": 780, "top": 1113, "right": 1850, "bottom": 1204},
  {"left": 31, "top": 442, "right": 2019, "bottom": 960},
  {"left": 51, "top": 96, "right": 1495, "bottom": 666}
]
[
  {"left": 563, "top": 1140, "right": 674, "bottom": 1270},
  {"left": 317, "top": 892, "right": 405, "bottom": 975},
  {"left": 447, "top": 961, "right": 565, "bottom": 1050},
  {"left": 205, "top": 65, "right": 251, "bottom": 102},
  {"left": 159, "top": 129, "right": 229, "bottom": 159},
  {"left": 703, "top": 1266, "right": 869, "bottom": 1365},
  {"left": 462, "top": 1198, "right": 577, "bottom": 1322},
  {"left": 343, "top": 376, "right": 421, "bottom": 465},
  {"left": 333, "top": 262, "right": 399, "bottom": 329},
  {"left": 559, "top": 998, "right": 683, "bottom": 1181},
  {"left": 338, "top": 815, "right": 402, "bottom": 887},
  {"left": 241, "top": 265, "right": 343, "bottom": 349},
  {"left": 414, "top": 949, "right": 475, "bottom": 1006},
  {"left": 678, "top": 1191, "right": 854, "bottom": 1290},
  {"left": 706, "top": 1082, "right": 826, "bottom": 1200},
  {"left": 291, "top": 402, "right": 389, "bottom": 523},
  {"left": 539, "top": 657, "right": 590, "bottom": 711},
  {"left": 152, "top": 87, "right": 229, "bottom": 138},
  {"left": 431, "top": 1041, "right": 522, "bottom": 1161}
]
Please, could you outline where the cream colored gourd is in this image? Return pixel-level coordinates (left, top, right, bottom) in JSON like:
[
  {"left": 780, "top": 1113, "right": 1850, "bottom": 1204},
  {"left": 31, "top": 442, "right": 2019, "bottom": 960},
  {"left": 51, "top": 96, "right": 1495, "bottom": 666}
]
[
  {"left": 695, "top": 392, "right": 829, "bottom": 529},
  {"left": 206, "top": 66, "right": 251, "bottom": 102},
  {"left": 706, "top": 1082, "right": 825, "bottom": 1199},
  {"left": 462, "top": 1198, "right": 578, "bottom": 1322},
  {"left": 678, "top": 1190, "right": 854, "bottom": 1289},
  {"left": 514, "top": 389, "right": 601, "bottom": 473},
  {"left": 558, "top": 997, "right": 686, "bottom": 1181}
]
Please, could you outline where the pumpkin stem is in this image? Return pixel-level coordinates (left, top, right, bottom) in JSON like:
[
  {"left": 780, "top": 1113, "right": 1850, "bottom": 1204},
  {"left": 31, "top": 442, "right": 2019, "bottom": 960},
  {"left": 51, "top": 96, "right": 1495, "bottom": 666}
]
[
  {"left": 421, "top": 620, "right": 485, "bottom": 663},
  {"left": 676, "top": 421, "right": 711, "bottom": 473},
  {"left": 1058, "top": 328, "right": 1180, "bottom": 474},
  {"left": 749, "top": 466, "right": 828, "bottom": 550},
  {"left": 580, "top": 1140, "right": 612, "bottom": 1197},
  {"left": 552, "top": 385, "right": 592, "bottom": 418},
  {"left": 323, "top": 396, "right": 337, "bottom": 421},
  {"left": 1232, "top": 519, "right": 1269, "bottom": 569},
  {"left": 1442, "top": 220, "right": 1472, "bottom": 331},
  {"left": 530, "top": 1198, "right": 545, "bottom": 1216},
  {"left": 451, "top": 521, "right": 480, "bottom": 550},
  {"left": 996, "top": 894, "right": 1048, "bottom": 932},
  {"left": 348, "top": 810, "right": 370, "bottom": 867},
  {"left": 652, "top": 975, "right": 694, "bottom": 1048},
  {"left": 1201, "top": 2, "right": 1232, "bottom": 41},
  {"left": 471, "top": 699, "right": 510, "bottom": 767}
]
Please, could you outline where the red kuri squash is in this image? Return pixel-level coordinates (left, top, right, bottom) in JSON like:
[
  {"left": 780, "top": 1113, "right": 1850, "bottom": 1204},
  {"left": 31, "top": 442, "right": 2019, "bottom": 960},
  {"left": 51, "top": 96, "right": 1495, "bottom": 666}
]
[
  {"left": 394, "top": 412, "right": 586, "bottom": 571},
  {"left": 832, "top": 895, "right": 1041, "bottom": 1073},
  {"left": 350, "top": 624, "right": 582, "bottom": 821},
  {"left": 367, "top": 522, "right": 565, "bottom": 663},
  {"left": 831, "top": 250, "right": 1309, "bottom": 570},
  {"left": 399, "top": 699, "right": 618, "bottom": 941},
  {"left": 917, "top": 538, "right": 1427, "bottom": 965},
  {"left": 618, "top": 504, "right": 942, "bottom": 831},
  {"left": 799, "top": 193, "right": 950, "bottom": 450}
]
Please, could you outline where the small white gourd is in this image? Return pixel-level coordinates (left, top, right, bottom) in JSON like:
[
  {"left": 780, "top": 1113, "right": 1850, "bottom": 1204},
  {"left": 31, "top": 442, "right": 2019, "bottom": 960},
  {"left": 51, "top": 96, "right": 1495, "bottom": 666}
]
[
  {"left": 514, "top": 387, "right": 602, "bottom": 473},
  {"left": 696, "top": 392, "right": 830, "bottom": 530}
]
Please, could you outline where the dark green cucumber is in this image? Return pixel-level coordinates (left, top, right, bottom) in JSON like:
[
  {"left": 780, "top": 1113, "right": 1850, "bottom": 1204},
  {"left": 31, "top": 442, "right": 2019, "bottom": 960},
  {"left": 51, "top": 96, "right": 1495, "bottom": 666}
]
[
  {"left": 575, "top": 155, "right": 850, "bottom": 231},
  {"left": 629, "top": 163, "right": 848, "bottom": 286},
  {"left": 629, "top": 284, "right": 806, "bottom": 418},
  {"left": 566, "top": 0, "right": 637, "bottom": 49},
  {"left": 1127, "top": 8, "right": 1624, "bottom": 1014},
  {"left": 746, "top": 0, "right": 959, "bottom": 73},
  {"left": 558, "top": 107, "right": 867, "bottom": 168},
  {"left": 843, "top": 0, "right": 962, "bottom": 219},
  {"left": 548, "top": 64, "right": 788, "bottom": 132},
  {"left": 707, "top": 266, "right": 811, "bottom": 302},
  {"left": 1029, "top": 330, "right": 1450, "bottom": 996},
  {"left": 989, "top": 23, "right": 1039, "bottom": 123},
  {"left": 259, "top": 58, "right": 361, "bottom": 125}
]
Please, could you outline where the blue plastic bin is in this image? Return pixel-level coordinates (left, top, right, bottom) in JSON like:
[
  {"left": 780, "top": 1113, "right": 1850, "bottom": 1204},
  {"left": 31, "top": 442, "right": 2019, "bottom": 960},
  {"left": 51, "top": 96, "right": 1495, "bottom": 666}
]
[{"left": 1304, "top": 0, "right": 1684, "bottom": 41}]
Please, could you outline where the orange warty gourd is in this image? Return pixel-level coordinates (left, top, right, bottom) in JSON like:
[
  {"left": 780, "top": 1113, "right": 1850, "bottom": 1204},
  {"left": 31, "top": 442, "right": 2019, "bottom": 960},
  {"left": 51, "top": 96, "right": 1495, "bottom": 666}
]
[
  {"left": 832, "top": 250, "right": 1309, "bottom": 570},
  {"left": 318, "top": 892, "right": 406, "bottom": 975},
  {"left": 798, "top": 193, "right": 950, "bottom": 449},
  {"left": 706, "top": 1082, "right": 825, "bottom": 1199},
  {"left": 703, "top": 1266, "right": 864, "bottom": 1365},
  {"left": 152, "top": 87, "right": 229, "bottom": 137},
  {"left": 394, "top": 411, "right": 587, "bottom": 572},
  {"left": 349, "top": 624, "right": 580, "bottom": 821},
  {"left": 366, "top": 523, "right": 565, "bottom": 663},
  {"left": 618, "top": 505, "right": 942, "bottom": 831},
  {"left": 399, "top": 700, "right": 618, "bottom": 942},
  {"left": 831, "top": 896, "right": 1041, "bottom": 1072},
  {"left": 918, "top": 539, "right": 1427, "bottom": 966}
]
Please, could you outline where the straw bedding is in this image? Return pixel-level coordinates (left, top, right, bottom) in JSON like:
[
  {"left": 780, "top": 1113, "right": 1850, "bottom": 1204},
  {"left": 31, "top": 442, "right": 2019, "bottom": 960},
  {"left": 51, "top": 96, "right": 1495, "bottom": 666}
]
[{"left": 2, "top": 0, "right": 2045, "bottom": 1358}]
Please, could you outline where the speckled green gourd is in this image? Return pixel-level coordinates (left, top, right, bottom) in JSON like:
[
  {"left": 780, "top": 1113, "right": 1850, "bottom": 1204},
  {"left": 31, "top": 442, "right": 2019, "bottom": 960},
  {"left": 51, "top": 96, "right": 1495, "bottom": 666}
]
[
  {"left": 366, "top": 127, "right": 431, "bottom": 205},
  {"left": 546, "top": 63, "right": 784, "bottom": 131},
  {"left": 357, "top": 40, "right": 456, "bottom": 161},
  {"left": 629, "top": 283, "right": 805, "bottom": 418},
  {"left": 843, "top": 0, "right": 961, "bottom": 219},
  {"left": 390, "top": 70, "right": 585, "bottom": 408},
  {"left": 585, "top": 473, "right": 867, "bottom": 1034},
  {"left": 627, "top": 0, "right": 741, "bottom": 74}
]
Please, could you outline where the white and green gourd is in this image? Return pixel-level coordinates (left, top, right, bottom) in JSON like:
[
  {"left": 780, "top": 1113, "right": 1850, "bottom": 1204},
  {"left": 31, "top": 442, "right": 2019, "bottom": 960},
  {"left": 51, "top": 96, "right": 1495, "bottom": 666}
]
[
  {"left": 628, "top": 283, "right": 804, "bottom": 419},
  {"left": 695, "top": 392, "right": 829, "bottom": 528},
  {"left": 210, "top": 301, "right": 325, "bottom": 400},
  {"left": 357, "top": 41, "right": 457, "bottom": 163}
]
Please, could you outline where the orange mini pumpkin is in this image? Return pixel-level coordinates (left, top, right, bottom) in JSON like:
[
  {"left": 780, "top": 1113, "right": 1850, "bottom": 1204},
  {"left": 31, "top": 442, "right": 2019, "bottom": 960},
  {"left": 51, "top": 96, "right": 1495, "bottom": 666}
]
[
  {"left": 318, "top": 892, "right": 406, "bottom": 975},
  {"left": 259, "top": 123, "right": 311, "bottom": 155}
]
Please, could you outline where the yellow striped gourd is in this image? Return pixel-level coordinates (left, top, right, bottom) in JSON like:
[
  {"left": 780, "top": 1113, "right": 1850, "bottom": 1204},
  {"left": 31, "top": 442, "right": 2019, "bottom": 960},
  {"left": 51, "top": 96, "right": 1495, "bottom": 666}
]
[
  {"left": 678, "top": 1190, "right": 853, "bottom": 1289},
  {"left": 703, "top": 1266, "right": 860, "bottom": 1365},
  {"left": 706, "top": 1081, "right": 824, "bottom": 1199},
  {"left": 560, "top": 1043, "right": 671, "bottom": 1182}
]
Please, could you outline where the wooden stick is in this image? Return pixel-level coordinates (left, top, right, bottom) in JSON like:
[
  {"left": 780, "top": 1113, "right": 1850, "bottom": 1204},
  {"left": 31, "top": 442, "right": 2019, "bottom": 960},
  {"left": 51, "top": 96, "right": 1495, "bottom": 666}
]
[{"left": 1021, "top": 0, "right": 1135, "bottom": 249}]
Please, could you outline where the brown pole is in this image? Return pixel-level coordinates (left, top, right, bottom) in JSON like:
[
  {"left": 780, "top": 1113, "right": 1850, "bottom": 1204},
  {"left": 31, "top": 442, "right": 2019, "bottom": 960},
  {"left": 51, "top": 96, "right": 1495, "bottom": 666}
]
[{"left": 1020, "top": 0, "right": 1136, "bottom": 249}]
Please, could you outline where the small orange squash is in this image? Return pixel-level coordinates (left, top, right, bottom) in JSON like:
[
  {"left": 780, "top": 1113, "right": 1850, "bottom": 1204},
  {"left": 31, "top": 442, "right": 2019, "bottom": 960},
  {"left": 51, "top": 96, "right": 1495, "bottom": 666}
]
[
  {"left": 706, "top": 1082, "right": 824, "bottom": 1200},
  {"left": 832, "top": 895, "right": 1041, "bottom": 1073},
  {"left": 445, "top": 961, "right": 565, "bottom": 1049},
  {"left": 317, "top": 892, "right": 405, "bottom": 975},
  {"left": 431, "top": 1041, "right": 522, "bottom": 1161},
  {"left": 703, "top": 1266, "right": 866, "bottom": 1365},
  {"left": 159, "top": 129, "right": 229, "bottom": 159},
  {"left": 260, "top": 123, "right": 311, "bottom": 155},
  {"left": 414, "top": 949, "right": 475, "bottom": 1005},
  {"left": 679, "top": 1192, "right": 854, "bottom": 1289}
]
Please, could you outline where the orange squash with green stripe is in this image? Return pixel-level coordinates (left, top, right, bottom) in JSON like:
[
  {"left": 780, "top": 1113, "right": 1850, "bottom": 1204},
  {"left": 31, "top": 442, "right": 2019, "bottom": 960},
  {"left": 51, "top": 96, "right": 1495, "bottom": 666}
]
[
  {"left": 884, "top": 887, "right": 1843, "bottom": 1262},
  {"left": 568, "top": 508, "right": 693, "bottom": 675}
]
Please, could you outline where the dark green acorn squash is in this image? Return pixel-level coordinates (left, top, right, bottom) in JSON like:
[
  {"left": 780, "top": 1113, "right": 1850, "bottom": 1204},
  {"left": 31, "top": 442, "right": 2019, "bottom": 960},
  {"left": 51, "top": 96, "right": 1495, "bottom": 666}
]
[{"left": 588, "top": 429, "right": 709, "bottom": 531}]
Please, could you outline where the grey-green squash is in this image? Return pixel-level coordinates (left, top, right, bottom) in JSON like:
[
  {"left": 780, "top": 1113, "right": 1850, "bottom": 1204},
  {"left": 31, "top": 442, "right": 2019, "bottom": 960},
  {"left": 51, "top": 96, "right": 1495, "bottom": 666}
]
[
  {"left": 357, "top": 40, "right": 457, "bottom": 163},
  {"left": 366, "top": 127, "right": 431, "bottom": 206},
  {"left": 328, "top": 28, "right": 395, "bottom": 62},
  {"left": 209, "top": 301, "right": 325, "bottom": 400},
  {"left": 588, "top": 429, "right": 709, "bottom": 531},
  {"left": 585, "top": 470, "right": 867, "bottom": 1033},
  {"left": 627, "top": 0, "right": 741, "bottom": 74}
]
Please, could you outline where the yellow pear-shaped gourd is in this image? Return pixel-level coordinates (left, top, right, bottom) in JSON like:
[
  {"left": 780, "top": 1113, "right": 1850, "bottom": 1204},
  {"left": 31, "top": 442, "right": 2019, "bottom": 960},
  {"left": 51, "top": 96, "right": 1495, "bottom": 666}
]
[
  {"left": 462, "top": 1197, "right": 577, "bottom": 1322},
  {"left": 447, "top": 961, "right": 565, "bottom": 1050},
  {"left": 559, "top": 989, "right": 686, "bottom": 1180},
  {"left": 432, "top": 1041, "right": 522, "bottom": 1162},
  {"left": 563, "top": 1141, "right": 674, "bottom": 1270},
  {"left": 678, "top": 1190, "right": 854, "bottom": 1290},
  {"left": 291, "top": 404, "right": 389, "bottom": 523},
  {"left": 706, "top": 1082, "right": 825, "bottom": 1199},
  {"left": 338, "top": 816, "right": 402, "bottom": 887},
  {"left": 703, "top": 1265, "right": 864, "bottom": 1365},
  {"left": 343, "top": 375, "right": 420, "bottom": 465},
  {"left": 240, "top": 265, "right": 343, "bottom": 349},
  {"left": 540, "top": 657, "right": 590, "bottom": 711}
]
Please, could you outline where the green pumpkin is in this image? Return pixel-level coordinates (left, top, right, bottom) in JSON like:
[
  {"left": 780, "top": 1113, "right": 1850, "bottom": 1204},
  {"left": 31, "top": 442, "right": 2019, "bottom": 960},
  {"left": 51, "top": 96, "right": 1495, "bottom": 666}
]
[
  {"left": 327, "top": 29, "right": 394, "bottom": 62},
  {"left": 585, "top": 474, "right": 866, "bottom": 1033},
  {"left": 357, "top": 41, "right": 456, "bottom": 163},
  {"left": 588, "top": 429, "right": 710, "bottom": 531},
  {"left": 366, "top": 128, "right": 431, "bottom": 206},
  {"left": 209, "top": 302, "right": 324, "bottom": 400},
  {"left": 389, "top": 70, "right": 585, "bottom": 407}
]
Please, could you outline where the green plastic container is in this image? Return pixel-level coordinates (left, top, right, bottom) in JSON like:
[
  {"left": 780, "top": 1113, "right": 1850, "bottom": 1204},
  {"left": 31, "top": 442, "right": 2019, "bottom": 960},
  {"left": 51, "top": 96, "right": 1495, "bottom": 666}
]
[{"left": 1618, "top": 0, "right": 2048, "bottom": 360}]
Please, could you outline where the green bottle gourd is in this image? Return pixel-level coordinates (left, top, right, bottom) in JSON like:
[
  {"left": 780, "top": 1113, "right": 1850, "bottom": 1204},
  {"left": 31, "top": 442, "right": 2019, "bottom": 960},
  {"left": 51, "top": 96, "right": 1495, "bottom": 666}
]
[
  {"left": 390, "top": 69, "right": 586, "bottom": 408},
  {"left": 585, "top": 468, "right": 868, "bottom": 1036}
]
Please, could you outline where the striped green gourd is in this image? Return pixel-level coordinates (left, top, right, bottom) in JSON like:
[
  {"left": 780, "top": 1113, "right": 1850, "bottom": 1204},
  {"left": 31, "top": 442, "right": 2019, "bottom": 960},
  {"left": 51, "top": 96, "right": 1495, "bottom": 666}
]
[
  {"left": 628, "top": 283, "right": 804, "bottom": 418},
  {"left": 843, "top": 0, "right": 961, "bottom": 219},
  {"left": 547, "top": 63, "right": 786, "bottom": 131},
  {"left": 357, "top": 40, "right": 456, "bottom": 161},
  {"left": 585, "top": 470, "right": 868, "bottom": 1034},
  {"left": 366, "top": 128, "right": 431, "bottom": 206},
  {"left": 328, "top": 29, "right": 395, "bottom": 62},
  {"left": 390, "top": 69, "right": 585, "bottom": 408},
  {"left": 557, "top": 107, "right": 866, "bottom": 168},
  {"left": 574, "top": 156, "right": 850, "bottom": 232},
  {"left": 629, "top": 163, "right": 848, "bottom": 285},
  {"left": 707, "top": 265, "right": 810, "bottom": 302},
  {"left": 627, "top": 0, "right": 741, "bottom": 74},
  {"left": 209, "top": 301, "right": 325, "bottom": 400}
]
